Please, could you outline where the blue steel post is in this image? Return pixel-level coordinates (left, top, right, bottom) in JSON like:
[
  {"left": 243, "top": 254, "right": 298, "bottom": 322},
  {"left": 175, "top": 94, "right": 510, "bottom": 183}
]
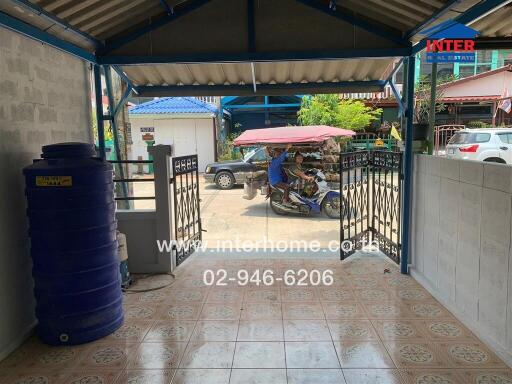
[
  {"left": 93, "top": 65, "right": 106, "bottom": 159},
  {"left": 401, "top": 56, "right": 416, "bottom": 275},
  {"left": 104, "top": 67, "right": 129, "bottom": 207}
]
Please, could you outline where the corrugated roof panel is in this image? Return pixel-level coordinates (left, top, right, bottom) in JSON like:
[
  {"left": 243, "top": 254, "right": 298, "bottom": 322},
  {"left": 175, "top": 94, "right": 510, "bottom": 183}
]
[
  {"left": 221, "top": 63, "right": 253, "bottom": 85},
  {"left": 129, "top": 96, "right": 218, "bottom": 114},
  {"left": 341, "top": 0, "right": 415, "bottom": 30},
  {"left": 92, "top": 4, "right": 163, "bottom": 39},
  {"left": 188, "top": 64, "right": 226, "bottom": 85},
  {"left": 364, "top": 0, "right": 429, "bottom": 23},
  {"left": 471, "top": 4, "right": 512, "bottom": 37},
  {"left": 77, "top": 0, "right": 154, "bottom": 33},
  {"left": 5, "top": 0, "right": 511, "bottom": 51},
  {"left": 121, "top": 58, "right": 395, "bottom": 88}
]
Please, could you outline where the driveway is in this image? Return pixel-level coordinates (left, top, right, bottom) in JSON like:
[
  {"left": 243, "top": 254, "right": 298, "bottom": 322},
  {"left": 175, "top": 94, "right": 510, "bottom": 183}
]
[{"left": 131, "top": 176, "right": 340, "bottom": 248}]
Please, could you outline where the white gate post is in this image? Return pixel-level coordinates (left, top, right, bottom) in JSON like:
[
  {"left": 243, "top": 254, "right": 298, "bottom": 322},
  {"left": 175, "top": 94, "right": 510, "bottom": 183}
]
[{"left": 148, "top": 145, "right": 175, "bottom": 272}]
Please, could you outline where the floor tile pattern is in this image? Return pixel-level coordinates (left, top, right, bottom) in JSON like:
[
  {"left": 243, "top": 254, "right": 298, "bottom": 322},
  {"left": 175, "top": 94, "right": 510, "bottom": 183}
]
[{"left": 1, "top": 256, "right": 511, "bottom": 383}]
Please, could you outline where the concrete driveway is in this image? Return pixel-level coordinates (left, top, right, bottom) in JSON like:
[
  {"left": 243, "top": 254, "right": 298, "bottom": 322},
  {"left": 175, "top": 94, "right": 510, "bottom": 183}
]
[{"left": 131, "top": 176, "right": 340, "bottom": 248}]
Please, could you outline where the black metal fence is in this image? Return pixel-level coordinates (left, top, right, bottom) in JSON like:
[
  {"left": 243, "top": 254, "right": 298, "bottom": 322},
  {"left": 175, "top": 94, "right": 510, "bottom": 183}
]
[
  {"left": 171, "top": 155, "right": 202, "bottom": 266},
  {"left": 370, "top": 151, "right": 402, "bottom": 264},
  {"left": 340, "top": 150, "right": 403, "bottom": 263},
  {"left": 339, "top": 151, "right": 370, "bottom": 258}
]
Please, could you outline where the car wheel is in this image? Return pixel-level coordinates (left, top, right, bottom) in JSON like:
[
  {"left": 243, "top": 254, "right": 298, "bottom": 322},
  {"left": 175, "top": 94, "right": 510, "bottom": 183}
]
[{"left": 215, "top": 171, "right": 235, "bottom": 189}]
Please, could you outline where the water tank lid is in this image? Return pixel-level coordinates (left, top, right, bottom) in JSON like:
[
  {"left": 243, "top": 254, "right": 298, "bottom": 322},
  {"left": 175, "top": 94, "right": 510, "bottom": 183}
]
[{"left": 42, "top": 143, "right": 97, "bottom": 159}]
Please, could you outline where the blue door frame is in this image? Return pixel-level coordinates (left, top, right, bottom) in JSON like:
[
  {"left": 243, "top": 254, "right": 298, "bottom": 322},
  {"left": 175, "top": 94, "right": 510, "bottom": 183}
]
[{"left": 401, "top": 56, "right": 416, "bottom": 275}]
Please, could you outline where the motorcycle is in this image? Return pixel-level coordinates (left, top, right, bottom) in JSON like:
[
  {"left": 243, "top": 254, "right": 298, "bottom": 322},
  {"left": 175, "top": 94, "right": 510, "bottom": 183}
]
[{"left": 268, "top": 168, "right": 345, "bottom": 219}]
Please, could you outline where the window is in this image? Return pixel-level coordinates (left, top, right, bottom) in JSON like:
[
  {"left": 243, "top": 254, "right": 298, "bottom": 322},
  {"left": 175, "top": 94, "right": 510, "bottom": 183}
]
[
  {"left": 497, "top": 133, "right": 512, "bottom": 144},
  {"left": 477, "top": 50, "right": 493, "bottom": 64},
  {"left": 499, "top": 50, "right": 512, "bottom": 66},
  {"left": 459, "top": 105, "right": 492, "bottom": 115},
  {"left": 395, "top": 67, "right": 404, "bottom": 83},
  {"left": 419, "top": 60, "right": 454, "bottom": 80},
  {"left": 474, "top": 133, "right": 491, "bottom": 143},
  {"left": 449, "top": 132, "right": 491, "bottom": 144},
  {"left": 459, "top": 65, "right": 475, "bottom": 78},
  {"left": 250, "top": 149, "right": 269, "bottom": 162},
  {"left": 476, "top": 65, "right": 491, "bottom": 74}
]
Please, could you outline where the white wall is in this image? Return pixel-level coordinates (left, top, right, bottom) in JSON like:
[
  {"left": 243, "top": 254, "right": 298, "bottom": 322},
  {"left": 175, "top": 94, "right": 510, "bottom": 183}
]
[
  {"left": 442, "top": 70, "right": 512, "bottom": 98},
  {"left": 411, "top": 155, "right": 512, "bottom": 366},
  {"left": 0, "top": 27, "right": 92, "bottom": 359},
  {"left": 129, "top": 116, "right": 215, "bottom": 173}
]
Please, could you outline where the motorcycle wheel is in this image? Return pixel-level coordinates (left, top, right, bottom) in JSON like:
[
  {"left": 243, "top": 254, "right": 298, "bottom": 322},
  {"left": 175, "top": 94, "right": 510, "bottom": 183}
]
[
  {"left": 269, "top": 191, "right": 288, "bottom": 215},
  {"left": 322, "top": 195, "right": 344, "bottom": 219}
]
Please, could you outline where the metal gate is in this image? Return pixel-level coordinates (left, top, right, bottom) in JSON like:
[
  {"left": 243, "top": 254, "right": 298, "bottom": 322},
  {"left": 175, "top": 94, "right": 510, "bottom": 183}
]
[
  {"left": 340, "top": 150, "right": 402, "bottom": 263},
  {"left": 171, "top": 155, "right": 202, "bottom": 266}
]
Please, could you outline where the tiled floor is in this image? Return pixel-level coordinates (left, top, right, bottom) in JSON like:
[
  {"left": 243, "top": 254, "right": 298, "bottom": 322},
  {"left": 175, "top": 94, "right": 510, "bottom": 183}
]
[{"left": 1, "top": 255, "right": 512, "bottom": 383}]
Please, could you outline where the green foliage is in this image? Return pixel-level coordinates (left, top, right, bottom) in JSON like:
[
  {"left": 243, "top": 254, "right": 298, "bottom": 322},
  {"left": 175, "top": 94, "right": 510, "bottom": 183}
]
[
  {"left": 218, "top": 132, "right": 243, "bottom": 161},
  {"left": 297, "top": 95, "right": 382, "bottom": 131},
  {"left": 467, "top": 120, "right": 492, "bottom": 128},
  {"left": 414, "top": 74, "right": 457, "bottom": 124},
  {"left": 91, "top": 111, "right": 114, "bottom": 142}
]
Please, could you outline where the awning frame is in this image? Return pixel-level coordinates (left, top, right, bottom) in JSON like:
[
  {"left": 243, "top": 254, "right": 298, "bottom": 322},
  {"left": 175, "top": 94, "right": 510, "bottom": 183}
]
[{"left": 1, "top": 0, "right": 512, "bottom": 276}]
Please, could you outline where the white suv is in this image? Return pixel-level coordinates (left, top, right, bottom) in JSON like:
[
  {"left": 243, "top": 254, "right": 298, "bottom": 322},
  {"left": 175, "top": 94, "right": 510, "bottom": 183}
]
[{"left": 445, "top": 128, "right": 512, "bottom": 164}]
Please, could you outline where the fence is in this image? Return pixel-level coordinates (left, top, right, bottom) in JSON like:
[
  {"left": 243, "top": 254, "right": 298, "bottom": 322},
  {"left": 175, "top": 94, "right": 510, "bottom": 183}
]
[
  {"left": 434, "top": 125, "right": 465, "bottom": 156},
  {"left": 110, "top": 160, "right": 155, "bottom": 207}
]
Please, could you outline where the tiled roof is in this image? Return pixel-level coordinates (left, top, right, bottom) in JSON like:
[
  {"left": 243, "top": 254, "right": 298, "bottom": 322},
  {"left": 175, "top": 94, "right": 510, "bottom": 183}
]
[{"left": 129, "top": 97, "right": 218, "bottom": 115}]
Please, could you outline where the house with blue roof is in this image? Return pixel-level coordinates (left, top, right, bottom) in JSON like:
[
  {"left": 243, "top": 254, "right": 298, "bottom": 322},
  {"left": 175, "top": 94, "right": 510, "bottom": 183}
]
[{"left": 128, "top": 97, "right": 219, "bottom": 173}]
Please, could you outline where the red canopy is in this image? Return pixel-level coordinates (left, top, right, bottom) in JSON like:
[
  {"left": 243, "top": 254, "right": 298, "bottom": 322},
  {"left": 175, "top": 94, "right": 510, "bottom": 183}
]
[{"left": 233, "top": 125, "right": 355, "bottom": 146}]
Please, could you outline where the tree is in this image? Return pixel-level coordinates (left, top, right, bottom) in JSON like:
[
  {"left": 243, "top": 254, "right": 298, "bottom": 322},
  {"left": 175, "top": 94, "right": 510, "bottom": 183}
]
[
  {"left": 297, "top": 94, "right": 382, "bottom": 131},
  {"left": 414, "top": 74, "right": 456, "bottom": 124}
]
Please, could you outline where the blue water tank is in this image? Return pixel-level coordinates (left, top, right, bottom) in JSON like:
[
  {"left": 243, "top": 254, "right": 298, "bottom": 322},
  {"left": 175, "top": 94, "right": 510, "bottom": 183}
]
[{"left": 23, "top": 142, "right": 123, "bottom": 345}]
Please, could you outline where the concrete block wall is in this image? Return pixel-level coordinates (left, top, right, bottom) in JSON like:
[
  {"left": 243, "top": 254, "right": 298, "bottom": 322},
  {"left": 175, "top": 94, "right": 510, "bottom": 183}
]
[
  {"left": 411, "top": 155, "right": 512, "bottom": 366},
  {"left": 0, "top": 27, "right": 92, "bottom": 359}
]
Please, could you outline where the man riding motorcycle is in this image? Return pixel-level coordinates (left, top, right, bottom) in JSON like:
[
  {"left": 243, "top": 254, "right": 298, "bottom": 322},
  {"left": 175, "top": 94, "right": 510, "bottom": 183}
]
[{"left": 267, "top": 144, "right": 292, "bottom": 204}]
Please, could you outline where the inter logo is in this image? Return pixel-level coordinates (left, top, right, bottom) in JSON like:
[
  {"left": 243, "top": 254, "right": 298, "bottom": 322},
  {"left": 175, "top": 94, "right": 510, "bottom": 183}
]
[{"left": 420, "top": 20, "right": 479, "bottom": 63}]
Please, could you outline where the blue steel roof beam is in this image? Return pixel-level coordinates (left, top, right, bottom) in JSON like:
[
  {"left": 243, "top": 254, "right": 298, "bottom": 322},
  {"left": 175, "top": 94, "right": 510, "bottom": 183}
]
[
  {"left": 111, "top": 65, "right": 138, "bottom": 94},
  {"left": 159, "top": 0, "right": 174, "bottom": 14},
  {"left": 455, "top": 0, "right": 512, "bottom": 25},
  {"left": 8, "top": 0, "right": 103, "bottom": 49},
  {"left": 385, "top": 58, "right": 404, "bottom": 84},
  {"left": 0, "top": 10, "right": 96, "bottom": 63},
  {"left": 247, "top": 0, "right": 255, "bottom": 52},
  {"left": 98, "top": 47, "right": 411, "bottom": 65},
  {"left": 224, "top": 103, "right": 302, "bottom": 110},
  {"left": 114, "top": 84, "right": 133, "bottom": 117},
  {"left": 389, "top": 80, "right": 405, "bottom": 117},
  {"left": 295, "top": 0, "right": 409, "bottom": 47},
  {"left": 405, "top": 0, "right": 463, "bottom": 40},
  {"left": 99, "top": 0, "right": 213, "bottom": 55},
  {"left": 135, "top": 80, "right": 387, "bottom": 97}
]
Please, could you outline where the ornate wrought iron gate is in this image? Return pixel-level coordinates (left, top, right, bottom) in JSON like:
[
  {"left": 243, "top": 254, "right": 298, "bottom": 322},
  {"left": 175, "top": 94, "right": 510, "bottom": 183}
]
[
  {"left": 171, "top": 155, "right": 202, "bottom": 266},
  {"left": 340, "top": 150, "right": 403, "bottom": 263}
]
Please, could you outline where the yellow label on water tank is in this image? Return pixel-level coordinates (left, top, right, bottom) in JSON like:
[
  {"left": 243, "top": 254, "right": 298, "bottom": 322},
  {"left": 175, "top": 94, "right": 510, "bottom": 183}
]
[{"left": 36, "top": 176, "right": 72, "bottom": 187}]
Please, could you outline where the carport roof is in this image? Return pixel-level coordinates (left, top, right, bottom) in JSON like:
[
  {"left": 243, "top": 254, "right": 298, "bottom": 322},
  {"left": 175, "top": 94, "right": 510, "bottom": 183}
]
[{"left": 1, "top": 0, "right": 511, "bottom": 96}]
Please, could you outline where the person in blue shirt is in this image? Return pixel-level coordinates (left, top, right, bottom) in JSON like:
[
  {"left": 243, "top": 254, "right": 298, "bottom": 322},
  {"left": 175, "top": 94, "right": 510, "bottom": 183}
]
[{"left": 267, "top": 144, "right": 292, "bottom": 204}]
